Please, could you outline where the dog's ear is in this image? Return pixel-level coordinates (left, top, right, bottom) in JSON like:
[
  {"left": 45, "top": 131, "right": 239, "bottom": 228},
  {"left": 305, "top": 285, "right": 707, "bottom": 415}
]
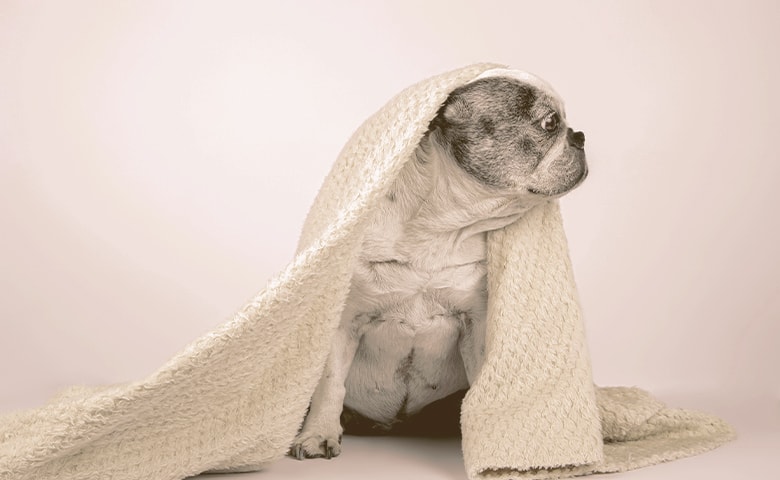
[
  {"left": 440, "top": 96, "right": 472, "bottom": 125},
  {"left": 428, "top": 94, "right": 471, "bottom": 135}
]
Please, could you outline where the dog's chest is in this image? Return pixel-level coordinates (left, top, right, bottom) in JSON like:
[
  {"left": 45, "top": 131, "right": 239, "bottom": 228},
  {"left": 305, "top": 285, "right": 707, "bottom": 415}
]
[
  {"left": 349, "top": 203, "right": 489, "bottom": 319},
  {"left": 341, "top": 200, "right": 488, "bottom": 422}
]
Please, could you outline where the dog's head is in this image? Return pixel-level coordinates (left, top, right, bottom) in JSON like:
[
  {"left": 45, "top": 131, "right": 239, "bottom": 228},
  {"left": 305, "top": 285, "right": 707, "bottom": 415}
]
[{"left": 429, "top": 69, "right": 587, "bottom": 198}]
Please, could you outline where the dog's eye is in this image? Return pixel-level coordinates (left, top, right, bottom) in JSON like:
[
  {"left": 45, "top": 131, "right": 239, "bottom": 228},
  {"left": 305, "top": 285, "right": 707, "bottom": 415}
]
[{"left": 541, "top": 113, "right": 560, "bottom": 132}]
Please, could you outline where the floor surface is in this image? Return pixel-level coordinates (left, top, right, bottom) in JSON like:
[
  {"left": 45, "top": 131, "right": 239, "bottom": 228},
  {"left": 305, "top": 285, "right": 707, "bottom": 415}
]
[{"left": 192, "top": 393, "right": 778, "bottom": 480}]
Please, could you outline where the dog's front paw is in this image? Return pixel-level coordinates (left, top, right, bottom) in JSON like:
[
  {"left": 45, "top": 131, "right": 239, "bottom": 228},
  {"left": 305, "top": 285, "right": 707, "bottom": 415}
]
[{"left": 290, "top": 431, "right": 342, "bottom": 460}]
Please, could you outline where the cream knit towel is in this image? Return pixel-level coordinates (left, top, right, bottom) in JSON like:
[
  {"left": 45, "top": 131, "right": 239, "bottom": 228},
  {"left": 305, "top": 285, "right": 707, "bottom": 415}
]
[{"left": 0, "top": 63, "right": 734, "bottom": 480}]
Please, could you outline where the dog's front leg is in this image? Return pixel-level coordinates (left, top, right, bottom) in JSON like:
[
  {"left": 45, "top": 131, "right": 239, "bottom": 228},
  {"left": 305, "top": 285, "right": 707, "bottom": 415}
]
[{"left": 290, "top": 323, "right": 359, "bottom": 460}]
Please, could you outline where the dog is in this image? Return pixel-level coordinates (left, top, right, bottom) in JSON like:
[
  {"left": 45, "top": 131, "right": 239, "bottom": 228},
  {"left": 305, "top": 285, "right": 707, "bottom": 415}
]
[{"left": 291, "top": 69, "right": 587, "bottom": 459}]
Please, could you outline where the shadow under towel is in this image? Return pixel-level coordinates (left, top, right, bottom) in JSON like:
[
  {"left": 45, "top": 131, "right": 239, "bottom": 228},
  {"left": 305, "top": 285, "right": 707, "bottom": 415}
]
[{"left": 0, "top": 63, "right": 734, "bottom": 480}]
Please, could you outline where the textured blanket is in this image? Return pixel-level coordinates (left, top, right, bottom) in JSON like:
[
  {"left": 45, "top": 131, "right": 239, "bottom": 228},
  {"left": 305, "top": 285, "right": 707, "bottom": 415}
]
[{"left": 0, "top": 63, "right": 734, "bottom": 480}]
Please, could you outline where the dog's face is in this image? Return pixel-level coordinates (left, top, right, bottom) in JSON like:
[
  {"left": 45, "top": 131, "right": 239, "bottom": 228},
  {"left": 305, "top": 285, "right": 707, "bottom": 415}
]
[{"left": 430, "top": 70, "right": 587, "bottom": 197}]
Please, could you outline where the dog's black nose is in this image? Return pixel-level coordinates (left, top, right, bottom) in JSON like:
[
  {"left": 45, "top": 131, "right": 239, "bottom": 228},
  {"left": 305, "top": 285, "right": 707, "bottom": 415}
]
[{"left": 567, "top": 128, "right": 585, "bottom": 150}]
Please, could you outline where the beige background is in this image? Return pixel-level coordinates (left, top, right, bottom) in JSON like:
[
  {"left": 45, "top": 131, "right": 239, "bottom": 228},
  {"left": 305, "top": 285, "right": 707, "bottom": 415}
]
[{"left": 0, "top": 1, "right": 777, "bottom": 478}]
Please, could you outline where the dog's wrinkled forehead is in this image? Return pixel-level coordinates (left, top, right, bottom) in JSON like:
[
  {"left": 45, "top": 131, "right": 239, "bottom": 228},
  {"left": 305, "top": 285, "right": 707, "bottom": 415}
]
[{"left": 472, "top": 68, "right": 564, "bottom": 112}]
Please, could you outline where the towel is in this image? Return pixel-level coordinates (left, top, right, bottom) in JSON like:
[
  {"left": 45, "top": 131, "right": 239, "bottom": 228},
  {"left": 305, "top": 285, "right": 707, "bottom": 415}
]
[{"left": 0, "top": 63, "right": 735, "bottom": 480}]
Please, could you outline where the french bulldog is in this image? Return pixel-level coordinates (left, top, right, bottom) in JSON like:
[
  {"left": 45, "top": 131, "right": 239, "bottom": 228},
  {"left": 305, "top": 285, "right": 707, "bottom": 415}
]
[{"left": 291, "top": 69, "right": 587, "bottom": 459}]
